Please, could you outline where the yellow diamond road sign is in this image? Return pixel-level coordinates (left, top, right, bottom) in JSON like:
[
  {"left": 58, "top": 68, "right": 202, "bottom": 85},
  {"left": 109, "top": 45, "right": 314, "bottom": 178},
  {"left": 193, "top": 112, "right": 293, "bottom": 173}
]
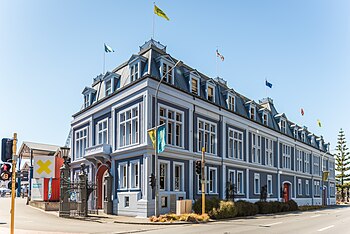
[{"left": 33, "top": 156, "right": 55, "bottom": 178}]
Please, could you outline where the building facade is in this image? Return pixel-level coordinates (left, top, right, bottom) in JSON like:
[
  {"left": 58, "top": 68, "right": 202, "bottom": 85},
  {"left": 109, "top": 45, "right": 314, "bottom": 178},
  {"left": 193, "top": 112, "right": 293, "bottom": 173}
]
[{"left": 70, "top": 39, "right": 336, "bottom": 217}]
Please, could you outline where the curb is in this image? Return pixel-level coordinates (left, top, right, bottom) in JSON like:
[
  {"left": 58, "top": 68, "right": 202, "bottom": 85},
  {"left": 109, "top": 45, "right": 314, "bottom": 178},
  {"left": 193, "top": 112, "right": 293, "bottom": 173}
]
[{"left": 113, "top": 220, "right": 196, "bottom": 225}]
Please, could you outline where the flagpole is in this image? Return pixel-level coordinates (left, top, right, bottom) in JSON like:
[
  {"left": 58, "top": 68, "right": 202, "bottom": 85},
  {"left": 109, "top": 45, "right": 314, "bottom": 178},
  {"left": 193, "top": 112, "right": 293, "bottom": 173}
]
[
  {"left": 152, "top": 2, "right": 155, "bottom": 39},
  {"left": 265, "top": 78, "right": 267, "bottom": 97},
  {"left": 216, "top": 46, "right": 218, "bottom": 78},
  {"left": 103, "top": 49, "right": 106, "bottom": 74}
]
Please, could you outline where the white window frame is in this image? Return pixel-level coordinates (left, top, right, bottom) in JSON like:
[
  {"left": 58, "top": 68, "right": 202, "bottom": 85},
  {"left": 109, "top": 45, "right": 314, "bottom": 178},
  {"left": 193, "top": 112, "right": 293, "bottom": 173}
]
[
  {"left": 280, "top": 119, "right": 287, "bottom": 133},
  {"left": 173, "top": 162, "right": 184, "bottom": 192},
  {"left": 119, "top": 162, "right": 128, "bottom": 190},
  {"left": 305, "top": 180, "right": 309, "bottom": 196},
  {"left": 267, "top": 174, "right": 273, "bottom": 196},
  {"left": 160, "top": 60, "right": 174, "bottom": 84},
  {"left": 330, "top": 183, "right": 335, "bottom": 196},
  {"left": 190, "top": 75, "right": 200, "bottom": 95},
  {"left": 198, "top": 118, "right": 217, "bottom": 155},
  {"left": 159, "top": 160, "right": 170, "bottom": 191},
  {"left": 159, "top": 104, "right": 184, "bottom": 148},
  {"left": 208, "top": 167, "right": 218, "bottom": 194},
  {"left": 313, "top": 155, "right": 320, "bottom": 176},
  {"left": 84, "top": 94, "right": 90, "bottom": 108},
  {"left": 314, "top": 180, "right": 320, "bottom": 196},
  {"left": 298, "top": 179, "right": 302, "bottom": 195},
  {"left": 249, "top": 105, "right": 256, "bottom": 120},
  {"left": 265, "top": 138, "right": 273, "bottom": 167},
  {"left": 293, "top": 128, "right": 298, "bottom": 139},
  {"left": 75, "top": 127, "right": 88, "bottom": 160},
  {"left": 252, "top": 133, "right": 261, "bottom": 164},
  {"left": 130, "top": 62, "right": 140, "bottom": 82},
  {"left": 96, "top": 118, "right": 108, "bottom": 145},
  {"left": 237, "top": 171, "right": 244, "bottom": 195},
  {"left": 129, "top": 160, "right": 140, "bottom": 189},
  {"left": 304, "top": 153, "right": 310, "bottom": 173},
  {"left": 228, "top": 170, "right": 235, "bottom": 186},
  {"left": 105, "top": 78, "right": 113, "bottom": 96},
  {"left": 228, "top": 128, "right": 243, "bottom": 160},
  {"left": 207, "top": 83, "right": 215, "bottom": 102},
  {"left": 254, "top": 173, "right": 260, "bottom": 195},
  {"left": 118, "top": 104, "right": 140, "bottom": 148},
  {"left": 296, "top": 149, "right": 302, "bottom": 172},
  {"left": 262, "top": 111, "right": 268, "bottom": 125},
  {"left": 227, "top": 94, "right": 235, "bottom": 112},
  {"left": 282, "top": 144, "right": 291, "bottom": 169},
  {"left": 301, "top": 132, "right": 306, "bottom": 142}
]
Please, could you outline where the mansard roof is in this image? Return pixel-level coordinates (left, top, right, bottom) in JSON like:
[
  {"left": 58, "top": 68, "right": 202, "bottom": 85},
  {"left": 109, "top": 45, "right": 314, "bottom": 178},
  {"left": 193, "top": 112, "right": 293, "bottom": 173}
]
[{"left": 78, "top": 39, "right": 330, "bottom": 152}]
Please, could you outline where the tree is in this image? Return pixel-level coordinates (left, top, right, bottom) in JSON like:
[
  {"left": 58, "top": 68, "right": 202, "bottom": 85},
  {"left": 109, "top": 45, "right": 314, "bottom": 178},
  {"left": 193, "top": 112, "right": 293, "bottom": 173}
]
[{"left": 335, "top": 129, "right": 350, "bottom": 201}]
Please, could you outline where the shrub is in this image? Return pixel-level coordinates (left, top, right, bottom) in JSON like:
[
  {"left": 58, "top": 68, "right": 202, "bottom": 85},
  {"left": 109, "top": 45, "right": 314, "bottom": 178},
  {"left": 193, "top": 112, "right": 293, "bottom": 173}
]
[
  {"left": 193, "top": 196, "right": 220, "bottom": 214},
  {"left": 286, "top": 200, "right": 298, "bottom": 211},
  {"left": 150, "top": 213, "right": 209, "bottom": 223},
  {"left": 209, "top": 200, "right": 238, "bottom": 219},
  {"left": 235, "top": 200, "right": 258, "bottom": 217},
  {"left": 299, "top": 205, "right": 325, "bottom": 211}
]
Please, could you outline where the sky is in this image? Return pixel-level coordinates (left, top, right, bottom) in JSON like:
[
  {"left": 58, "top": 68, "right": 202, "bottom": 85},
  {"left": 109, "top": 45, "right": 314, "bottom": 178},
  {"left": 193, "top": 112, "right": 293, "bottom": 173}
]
[{"left": 0, "top": 0, "right": 350, "bottom": 156}]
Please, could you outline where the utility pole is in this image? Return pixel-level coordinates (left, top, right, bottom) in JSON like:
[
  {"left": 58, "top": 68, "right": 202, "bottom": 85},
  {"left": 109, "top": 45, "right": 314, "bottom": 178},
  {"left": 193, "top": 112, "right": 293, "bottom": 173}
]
[
  {"left": 201, "top": 147, "right": 206, "bottom": 215},
  {"left": 10, "top": 133, "right": 17, "bottom": 234}
]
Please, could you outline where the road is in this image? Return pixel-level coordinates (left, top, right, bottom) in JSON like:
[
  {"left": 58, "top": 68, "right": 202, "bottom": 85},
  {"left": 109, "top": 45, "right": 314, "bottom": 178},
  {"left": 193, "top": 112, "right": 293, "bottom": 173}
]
[{"left": 0, "top": 197, "right": 349, "bottom": 234}]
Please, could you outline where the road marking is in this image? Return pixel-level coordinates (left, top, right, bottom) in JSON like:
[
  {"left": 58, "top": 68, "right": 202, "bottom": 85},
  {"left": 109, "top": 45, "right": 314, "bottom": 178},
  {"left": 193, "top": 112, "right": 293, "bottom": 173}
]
[
  {"left": 311, "top": 214, "right": 321, "bottom": 218},
  {"left": 318, "top": 225, "right": 334, "bottom": 232},
  {"left": 260, "top": 222, "right": 282, "bottom": 227}
]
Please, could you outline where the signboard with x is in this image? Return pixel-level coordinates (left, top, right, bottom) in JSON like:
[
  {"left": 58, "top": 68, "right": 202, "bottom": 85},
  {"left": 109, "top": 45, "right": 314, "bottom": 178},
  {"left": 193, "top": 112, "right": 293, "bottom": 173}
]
[{"left": 33, "top": 156, "right": 55, "bottom": 178}]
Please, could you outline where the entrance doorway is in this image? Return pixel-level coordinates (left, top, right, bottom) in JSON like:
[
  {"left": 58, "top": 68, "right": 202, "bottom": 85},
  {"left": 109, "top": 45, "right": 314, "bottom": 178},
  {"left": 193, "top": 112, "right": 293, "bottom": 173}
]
[
  {"left": 283, "top": 183, "right": 290, "bottom": 202},
  {"left": 96, "top": 164, "right": 108, "bottom": 209},
  {"left": 102, "top": 170, "right": 109, "bottom": 209}
]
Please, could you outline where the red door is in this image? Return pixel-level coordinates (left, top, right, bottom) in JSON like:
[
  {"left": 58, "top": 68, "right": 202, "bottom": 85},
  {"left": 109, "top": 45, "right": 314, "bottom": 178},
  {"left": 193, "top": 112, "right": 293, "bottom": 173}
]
[{"left": 283, "top": 183, "right": 289, "bottom": 202}]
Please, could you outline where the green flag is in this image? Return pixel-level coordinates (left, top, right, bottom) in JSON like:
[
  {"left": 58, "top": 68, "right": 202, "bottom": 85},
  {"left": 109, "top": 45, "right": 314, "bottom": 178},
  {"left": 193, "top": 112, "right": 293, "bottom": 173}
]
[
  {"left": 104, "top": 43, "right": 114, "bottom": 53},
  {"left": 154, "top": 5, "right": 170, "bottom": 21}
]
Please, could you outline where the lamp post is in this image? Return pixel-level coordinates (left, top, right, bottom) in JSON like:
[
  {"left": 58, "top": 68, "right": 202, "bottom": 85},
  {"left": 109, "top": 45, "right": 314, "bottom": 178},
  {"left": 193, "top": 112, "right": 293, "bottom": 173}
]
[
  {"left": 59, "top": 146, "right": 70, "bottom": 217},
  {"left": 154, "top": 60, "right": 181, "bottom": 217}
]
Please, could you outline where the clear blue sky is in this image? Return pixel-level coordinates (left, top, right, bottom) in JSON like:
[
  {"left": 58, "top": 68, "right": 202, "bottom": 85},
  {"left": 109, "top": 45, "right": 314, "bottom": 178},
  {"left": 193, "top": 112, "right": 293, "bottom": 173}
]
[{"left": 0, "top": 0, "right": 349, "bottom": 154}]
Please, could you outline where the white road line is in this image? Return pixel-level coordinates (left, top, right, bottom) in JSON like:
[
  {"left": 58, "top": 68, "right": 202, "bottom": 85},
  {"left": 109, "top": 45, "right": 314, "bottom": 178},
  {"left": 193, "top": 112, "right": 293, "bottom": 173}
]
[
  {"left": 311, "top": 214, "right": 321, "bottom": 218},
  {"left": 318, "top": 225, "right": 335, "bottom": 232},
  {"left": 260, "top": 222, "right": 282, "bottom": 227}
]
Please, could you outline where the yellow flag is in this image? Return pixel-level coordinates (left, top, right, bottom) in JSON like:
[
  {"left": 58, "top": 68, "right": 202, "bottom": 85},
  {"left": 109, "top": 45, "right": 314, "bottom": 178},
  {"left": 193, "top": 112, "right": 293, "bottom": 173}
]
[
  {"left": 317, "top": 119, "right": 322, "bottom": 127},
  {"left": 322, "top": 171, "right": 329, "bottom": 181},
  {"left": 148, "top": 129, "right": 156, "bottom": 149},
  {"left": 154, "top": 5, "right": 170, "bottom": 21}
]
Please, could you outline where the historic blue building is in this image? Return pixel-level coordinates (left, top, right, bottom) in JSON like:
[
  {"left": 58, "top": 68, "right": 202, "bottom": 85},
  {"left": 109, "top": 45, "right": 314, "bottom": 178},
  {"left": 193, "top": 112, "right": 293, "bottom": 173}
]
[{"left": 70, "top": 39, "right": 336, "bottom": 217}]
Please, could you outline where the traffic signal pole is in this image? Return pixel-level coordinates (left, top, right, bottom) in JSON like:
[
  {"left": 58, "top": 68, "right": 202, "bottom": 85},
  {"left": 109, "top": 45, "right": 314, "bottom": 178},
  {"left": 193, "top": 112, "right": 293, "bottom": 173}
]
[
  {"left": 201, "top": 147, "right": 206, "bottom": 215},
  {"left": 10, "top": 133, "right": 17, "bottom": 234}
]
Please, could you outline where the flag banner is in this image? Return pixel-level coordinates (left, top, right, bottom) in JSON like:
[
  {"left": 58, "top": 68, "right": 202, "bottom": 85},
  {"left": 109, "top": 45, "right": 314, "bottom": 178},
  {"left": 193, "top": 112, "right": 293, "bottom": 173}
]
[
  {"left": 104, "top": 43, "right": 114, "bottom": 53},
  {"left": 154, "top": 5, "right": 170, "bottom": 21},
  {"left": 216, "top": 49, "right": 224, "bottom": 61},
  {"left": 148, "top": 128, "right": 156, "bottom": 149},
  {"left": 157, "top": 124, "right": 166, "bottom": 153},
  {"left": 301, "top": 108, "right": 304, "bottom": 116},
  {"left": 265, "top": 80, "right": 272, "bottom": 88},
  {"left": 322, "top": 171, "right": 329, "bottom": 181},
  {"left": 317, "top": 119, "right": 322, "bottom": 127}
]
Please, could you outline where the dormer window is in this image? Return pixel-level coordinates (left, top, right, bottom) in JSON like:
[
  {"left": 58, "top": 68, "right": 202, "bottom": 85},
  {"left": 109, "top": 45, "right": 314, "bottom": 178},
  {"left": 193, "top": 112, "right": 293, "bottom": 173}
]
[
  {"left": 311, "top": 135, "right": 315, "bottom": 144},
  {"left": 84, "top": 94, "right": 90, "bottom": 108},
  {"left": 301, "top": 132, "right": 306, "bottom": 142},
  {"left": 161, "top": 62, "right": 174, "bottom": 84},
  {"left": 130, "top": 62, "right": 139, "bottom": 82},
  {"left": 262, "top": 111, "right": 268, "bottom": 125},
  {"left": 207, "top": 84, "right": 215, "bottom": 102},
  {"left": 105, "top": 79, "right": 112, "bottom": 96},
  {"left": 280, "top": 119, "right": 286, "bottom": 133},
  {"left": 227, "top": 94, "right": 235, "bottom": 112},
  {"left": 191, "top": 76, "right": 200, "bottom": 95},
  {"left": 294, "top": 128, "right": 298, "bottom": 139},
  {"left": 249, "top": 105, "right": 256, "bottom": 120}
]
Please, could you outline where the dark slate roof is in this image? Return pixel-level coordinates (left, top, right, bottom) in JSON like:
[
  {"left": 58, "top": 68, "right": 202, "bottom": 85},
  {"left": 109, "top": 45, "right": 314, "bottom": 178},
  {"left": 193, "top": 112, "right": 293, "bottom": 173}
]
[{"left": 81, "top": 39, "right": 330, "bottom": 153}]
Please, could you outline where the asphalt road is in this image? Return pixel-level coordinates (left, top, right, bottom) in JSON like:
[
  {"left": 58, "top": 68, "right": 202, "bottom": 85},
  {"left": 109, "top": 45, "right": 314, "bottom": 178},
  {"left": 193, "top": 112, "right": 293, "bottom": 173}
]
[{"left": 1, "top": 197, "right": 349, "bottom": 234}]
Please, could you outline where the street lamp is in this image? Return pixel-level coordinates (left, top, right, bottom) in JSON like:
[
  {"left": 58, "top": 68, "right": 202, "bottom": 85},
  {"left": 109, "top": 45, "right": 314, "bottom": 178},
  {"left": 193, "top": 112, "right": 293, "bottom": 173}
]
[
  {"left": 59, "top": 146, "right": 70, "bottom": 217},
  {"left": 154, "top": 60, "right": 181, "bottom": 217}
]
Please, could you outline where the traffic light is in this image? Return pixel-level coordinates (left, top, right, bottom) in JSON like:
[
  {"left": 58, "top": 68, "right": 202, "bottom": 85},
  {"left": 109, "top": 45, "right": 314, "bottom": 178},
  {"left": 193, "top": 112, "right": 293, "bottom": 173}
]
[
  {"left": 195, "top": 160, "right": 201, "bottom": 175},
  {"left": 8, "top": 182, "right": 18, "bottom": 190},
  {"left": 149, "top": 173, "right": 156, "bottom": 189},
  {"left": 1, "top": 138, "right": 13, "bottom": 162},
  {"left": 1, "top": 163, "right": 11, "bottom": 181}
]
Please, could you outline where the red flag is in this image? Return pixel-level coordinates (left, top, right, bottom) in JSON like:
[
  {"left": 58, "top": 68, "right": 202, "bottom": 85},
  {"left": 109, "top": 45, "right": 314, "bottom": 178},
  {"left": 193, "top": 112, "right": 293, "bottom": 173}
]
[{"left": 301, "top": 108, "right": 304, "bottom": 116}]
